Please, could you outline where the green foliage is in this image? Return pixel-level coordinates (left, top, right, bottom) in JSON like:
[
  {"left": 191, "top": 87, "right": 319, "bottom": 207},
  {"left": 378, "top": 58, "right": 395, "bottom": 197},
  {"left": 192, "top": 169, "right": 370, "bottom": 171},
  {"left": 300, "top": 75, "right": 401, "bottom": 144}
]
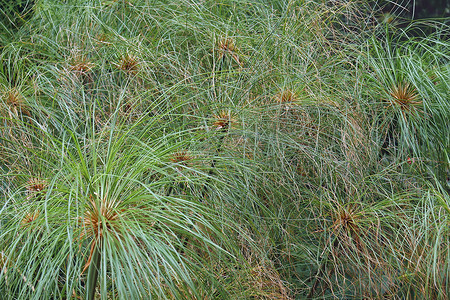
[
  {"left": 0, "top": 0, "right": 35, "bottom": 39},
  {"left": 0, "top": 0, "right": 449, "bottom": 298}
]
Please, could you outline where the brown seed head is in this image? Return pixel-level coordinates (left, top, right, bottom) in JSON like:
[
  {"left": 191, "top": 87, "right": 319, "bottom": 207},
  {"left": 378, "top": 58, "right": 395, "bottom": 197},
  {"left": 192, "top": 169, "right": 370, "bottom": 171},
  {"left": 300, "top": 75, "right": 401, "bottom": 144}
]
[
  {"left": 218, "top": 38, "right": 236, "bottom": 53},
  {"left": 333, "top": 207, "right": 359, "bottom": 234},
  {"left": 4, "top": 88, "right": 22, "bottom": 106},
  {"left": 80, "top": 194, "right": 121, "bottom": 241},
  {"left": 388, "top": 82, "right": 421, "bottom": 112},
  {"left": 69, "top": 52, "right": 95, "bottom": 75},
  {"left": 27, "top": 178, "right": 47, "bottom": 192},
  {"left": 118, "top": 54, "right": 139, "bottom": 75},
  {"left": 275, "top": 89, "right": 297, "bottom": 105},
  {"left": 1, "top": 87, "right": 30, "bottom": 116},
  {"left": 213, "top": 111, "right": 236, "bottom": 130},
  {"left": 330, "top": 204, "right": 364, "bottom": 252},
  {"left": 170, "top": 151, "right": 193, "bottom": 164},
  {"left": 217, "top": 37, "right": 242, "bottom": 66},
  {"left": 79, "top": 193, "right": 123, "bottom": 274},
  {"left": 21, "top": 210, "right": 40, "bottom": 227}
]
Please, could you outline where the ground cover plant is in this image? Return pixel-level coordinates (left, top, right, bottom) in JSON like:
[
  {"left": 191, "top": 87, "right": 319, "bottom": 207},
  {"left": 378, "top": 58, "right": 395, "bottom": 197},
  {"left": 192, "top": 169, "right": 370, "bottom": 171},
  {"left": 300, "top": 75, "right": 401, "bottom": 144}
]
[{"left": 1, "top": 0, "right": 449, "bottom": 299}]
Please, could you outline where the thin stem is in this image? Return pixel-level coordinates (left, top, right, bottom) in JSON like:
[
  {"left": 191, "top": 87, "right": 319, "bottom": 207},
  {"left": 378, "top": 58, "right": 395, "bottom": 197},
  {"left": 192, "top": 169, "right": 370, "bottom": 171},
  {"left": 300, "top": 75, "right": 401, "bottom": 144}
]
[{"left": 86, "top": 241, "right": 101, "bottom": 300}]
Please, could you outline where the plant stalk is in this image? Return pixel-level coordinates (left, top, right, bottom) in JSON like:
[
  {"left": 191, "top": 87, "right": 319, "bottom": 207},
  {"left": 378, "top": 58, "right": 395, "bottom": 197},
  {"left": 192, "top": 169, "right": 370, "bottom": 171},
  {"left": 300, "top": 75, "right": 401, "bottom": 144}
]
[{"left": 86, "top": 241, "right": 101, "bottom": 300}]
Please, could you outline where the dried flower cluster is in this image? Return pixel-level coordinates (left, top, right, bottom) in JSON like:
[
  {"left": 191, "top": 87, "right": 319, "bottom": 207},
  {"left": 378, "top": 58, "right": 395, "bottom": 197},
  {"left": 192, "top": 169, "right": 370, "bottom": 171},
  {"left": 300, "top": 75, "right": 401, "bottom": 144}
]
[
  {"left": 275, "top": 89, "right": 298, "bottom": 110},
  {"left": 79, "top": 194, "right": 122, "bottom": 272},
  {"left": 1, "top": 88, "right": 30, "bottom": 117},
  {"left": 170, "top": 151, "right": 194, "bottom": 164},
  {"left": 26, "top": 178, "right": 47, "bottom": 200},
  {"left": 387, "top": 82, "right": 421, "bottom": 114},
  {"left": 69, "top": 52, "right": 95, "bottom": 75},
  {"left": 213, "top": 111, "right": 236, "bottom": 130},
  {"left": 118, "top": 54, "right": 140, "bottom": 75},
  {"left": 21, "top": 210, "right": 40, "bottom": 227},
  {"left": 217, "top": 37, "right": 242, "bottom": 66}
]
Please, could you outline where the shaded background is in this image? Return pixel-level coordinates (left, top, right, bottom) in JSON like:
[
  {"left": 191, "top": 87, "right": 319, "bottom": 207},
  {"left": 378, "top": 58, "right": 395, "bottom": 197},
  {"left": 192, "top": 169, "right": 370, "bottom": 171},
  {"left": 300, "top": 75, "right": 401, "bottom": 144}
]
[{"left": 376, "top": 0, "right": 450, "bottom": 19}]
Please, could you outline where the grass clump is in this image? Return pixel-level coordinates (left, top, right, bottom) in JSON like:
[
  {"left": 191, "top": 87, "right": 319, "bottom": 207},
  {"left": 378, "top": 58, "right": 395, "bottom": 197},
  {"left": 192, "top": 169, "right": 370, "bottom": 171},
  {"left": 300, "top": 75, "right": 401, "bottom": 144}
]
[{"left": 0, "top": 0, "right": 449, "bottom": 298}]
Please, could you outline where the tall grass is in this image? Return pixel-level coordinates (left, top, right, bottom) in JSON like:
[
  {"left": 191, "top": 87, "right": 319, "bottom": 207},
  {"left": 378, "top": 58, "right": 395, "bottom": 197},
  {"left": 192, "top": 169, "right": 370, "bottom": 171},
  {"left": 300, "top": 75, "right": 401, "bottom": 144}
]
[{"left": 1, "top": 0, "right": 449, "bottom": 298}]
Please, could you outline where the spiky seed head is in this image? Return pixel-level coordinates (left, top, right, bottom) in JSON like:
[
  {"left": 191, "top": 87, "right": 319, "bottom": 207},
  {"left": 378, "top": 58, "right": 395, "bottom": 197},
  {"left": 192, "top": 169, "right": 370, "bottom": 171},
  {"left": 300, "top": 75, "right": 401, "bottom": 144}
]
[
  {"left": 387, "top": 82, "right": 421, "bottom": 112},
  {"left": 213, "top": 111, "right": 236, "bottom": 130},
  {"left": 79, "top": 193, "right": 122, "bottom": 273},
  {"left": 330, "top": 205, "right": 363, "bottom": 251},
  {"left": 21, "top": 210, "right": 40, "bottom": 227},
  {"left": 1, "top": 87, "right": 30, "bottom": 116},
  {"left": 275, "top": 89, "right": 298, "bottom": 108},
  {"left": 218, "top": 38, "right": 236, "bottom": 53},
  {"left": 170, "top": 151, "right": 193, "bottom": 164},
  {"left": 27, "top": 178, "right": 47, "bottom": 192},
  {"left": 118, "top": 54, "right": 139, "bottom": 75},
  {"left": 171, "top": 151, "right": 194, "bottom": 172},
  {"left": 216, "top": 37, "right": 242, "bottom": 66},
  {"left": 80, "top": 194, "right": 121, "bottom": 241},
  {"left": 4, "top": 88, "right": 22, "bottom": 106},
  {"left": 68, "top": 52, "right": 95, "bottom": 75},
  {"left": 333, "top": 207, "right": 359, "bottom": 233}
]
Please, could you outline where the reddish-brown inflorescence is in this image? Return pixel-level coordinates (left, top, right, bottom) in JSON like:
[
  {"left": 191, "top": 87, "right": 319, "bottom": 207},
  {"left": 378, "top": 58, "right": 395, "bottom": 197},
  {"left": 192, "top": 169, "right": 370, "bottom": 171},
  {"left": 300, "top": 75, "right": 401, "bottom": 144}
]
[
  {"left": 2, "top": 88, "right": 31, "bottom": 117},
  {"left": 387, "top": 82, "right": 421, "bottom": 115},
  {"left": 79, "top": 193, "right": 122, "bottom": 273},
  {"left": 117, "top": 54, "right": 140, "bottom": 75},
  {"left": 217, "top": 37, "right": 242, "bottom": 66},
  {"left": 213, "top": 111, "right": 236, "bottom": 130}
]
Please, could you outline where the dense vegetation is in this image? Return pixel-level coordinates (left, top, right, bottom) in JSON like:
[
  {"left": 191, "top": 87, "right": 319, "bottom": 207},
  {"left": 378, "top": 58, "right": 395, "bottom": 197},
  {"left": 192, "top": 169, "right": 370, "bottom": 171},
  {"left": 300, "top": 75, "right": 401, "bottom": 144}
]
[{"left": 1, "top": 0, "right": 449, "bottom": 299}]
